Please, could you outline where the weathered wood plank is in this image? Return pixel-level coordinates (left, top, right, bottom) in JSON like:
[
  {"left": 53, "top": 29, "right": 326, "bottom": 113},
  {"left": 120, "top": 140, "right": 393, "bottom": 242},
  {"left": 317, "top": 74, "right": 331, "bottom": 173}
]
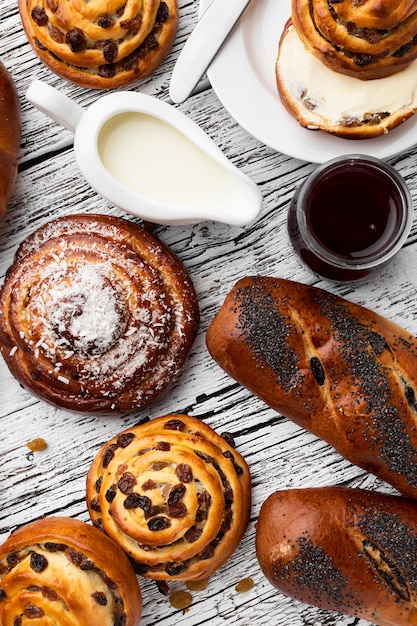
[{"left": 2, "top": 0, "right": 417, "bottom": 624}]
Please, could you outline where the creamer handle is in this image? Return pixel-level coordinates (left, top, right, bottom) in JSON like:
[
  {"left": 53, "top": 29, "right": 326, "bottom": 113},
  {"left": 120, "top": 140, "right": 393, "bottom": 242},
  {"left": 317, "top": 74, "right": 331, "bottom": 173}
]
[{"left": 26, "top": 80, "right": 85, "bottom": 134}]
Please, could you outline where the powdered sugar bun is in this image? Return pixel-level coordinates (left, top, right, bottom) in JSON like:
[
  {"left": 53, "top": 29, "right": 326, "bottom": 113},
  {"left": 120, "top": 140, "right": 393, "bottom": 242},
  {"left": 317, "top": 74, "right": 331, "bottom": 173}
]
[{"left": 0, "top": 214, "right": 199, "bottom": 414}]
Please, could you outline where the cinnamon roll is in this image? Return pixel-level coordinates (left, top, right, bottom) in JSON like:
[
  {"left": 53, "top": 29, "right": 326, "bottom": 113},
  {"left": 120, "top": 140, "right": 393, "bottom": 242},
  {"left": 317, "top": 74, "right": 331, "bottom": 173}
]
[
  {"left": 18, "top": 0, "right": 178, "bottom": 88},
  {"left": 0, "top": 517, "right": 142, "bottom": 625},
  {"left": 86, "top": 414, "right": 252, "bottom": 581},
  {"left": 0, "top": 214, "right": 199, "bottom": 414},
  {"left": 292, "top": 0, "right": 417, "bottom": 80}
]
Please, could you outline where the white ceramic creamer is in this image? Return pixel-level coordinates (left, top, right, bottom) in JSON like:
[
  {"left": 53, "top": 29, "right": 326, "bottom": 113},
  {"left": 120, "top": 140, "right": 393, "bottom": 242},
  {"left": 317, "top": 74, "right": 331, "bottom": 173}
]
[{"left": 26, "top": 80, "right": 263, "bottom": 226}]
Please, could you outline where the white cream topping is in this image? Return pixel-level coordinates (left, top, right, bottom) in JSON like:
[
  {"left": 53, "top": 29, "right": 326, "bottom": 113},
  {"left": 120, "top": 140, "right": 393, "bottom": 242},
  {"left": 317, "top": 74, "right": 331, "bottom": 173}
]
[{"left": 277, "top": 26, "right": 417, "bottom": 125}]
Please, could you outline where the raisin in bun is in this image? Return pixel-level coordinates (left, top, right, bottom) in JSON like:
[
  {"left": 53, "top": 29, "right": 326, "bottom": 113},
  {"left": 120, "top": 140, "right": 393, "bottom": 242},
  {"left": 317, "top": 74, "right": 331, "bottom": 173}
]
[
  {"left": 0, "top": 60, "right": 21, "bottom": 222},
  {"left": 206, "top": 277, "right": 417, "bottom": 500},
  {"left": 292, "top": 0, "right": 417, "bottom": 80},
  {"left": 276, "top": 20, "right": 417, "bottom": 139},
  {"left": 18, "top": 0, "right": 178, "bottom": 88},
  {"left": 0, "top": 214, "right": 199, "bottom": 414},
  {"left": 86, "top": 414, "right": 251, "bottom": 581},
  {"left": 0, "top": 517, "right": 142, "bottom": 625},
  {"left": 256, "top": 487, "right": 417, "bottom": 626}
]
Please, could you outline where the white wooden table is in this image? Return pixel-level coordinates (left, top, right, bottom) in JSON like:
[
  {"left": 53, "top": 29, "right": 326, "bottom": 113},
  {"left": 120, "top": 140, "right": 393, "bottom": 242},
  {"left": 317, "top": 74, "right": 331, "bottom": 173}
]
[{"left": 2, "top": 1, "right": 417, "bottom": 624}]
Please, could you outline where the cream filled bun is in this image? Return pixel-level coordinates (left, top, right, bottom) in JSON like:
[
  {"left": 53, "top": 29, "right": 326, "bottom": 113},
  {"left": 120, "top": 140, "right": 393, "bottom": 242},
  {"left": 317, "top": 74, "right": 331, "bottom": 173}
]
[{"left": 276, "top": 20, "right": 417, "bottom": 139}]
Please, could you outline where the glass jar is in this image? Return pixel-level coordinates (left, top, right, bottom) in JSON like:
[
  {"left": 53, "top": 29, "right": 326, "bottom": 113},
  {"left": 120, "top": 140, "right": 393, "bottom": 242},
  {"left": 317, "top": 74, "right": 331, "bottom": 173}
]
[{"left": 287, "top": 154, "right": 413, "bottom": 282}]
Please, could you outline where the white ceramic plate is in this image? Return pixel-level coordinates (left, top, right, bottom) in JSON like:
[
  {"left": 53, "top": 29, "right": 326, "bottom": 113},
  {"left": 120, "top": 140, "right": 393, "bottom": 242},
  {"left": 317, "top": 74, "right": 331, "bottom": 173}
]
[{"left": 199, "top": 0, "right": 417, "bottom": 163}]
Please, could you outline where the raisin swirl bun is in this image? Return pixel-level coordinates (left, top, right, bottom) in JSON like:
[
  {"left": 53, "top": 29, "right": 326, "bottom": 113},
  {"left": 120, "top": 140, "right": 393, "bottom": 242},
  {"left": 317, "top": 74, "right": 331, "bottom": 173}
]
[
  {"left": 0, "top": 517, "right": 142, "bottom": 625},
  {"left": 86, "top": 414, "right": 252, "bottom": 581},
  {"left": 0, "top": 214, "right": 199, "bottom": 415},
  {"left": 292, "top": 0, "right": 417, "bottom": 80},
  {"left": 256, "top": 487, "right": 417, "bottom": 626},
  {"left": 18, "top": 0, "right": 178, "bottom": 88}
]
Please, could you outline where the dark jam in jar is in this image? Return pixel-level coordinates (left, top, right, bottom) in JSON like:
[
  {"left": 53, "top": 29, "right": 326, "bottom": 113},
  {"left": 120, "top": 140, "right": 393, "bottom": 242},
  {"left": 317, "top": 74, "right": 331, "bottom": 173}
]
[{"left": 287, "top": 155, "right": 413, "bottom": 282}]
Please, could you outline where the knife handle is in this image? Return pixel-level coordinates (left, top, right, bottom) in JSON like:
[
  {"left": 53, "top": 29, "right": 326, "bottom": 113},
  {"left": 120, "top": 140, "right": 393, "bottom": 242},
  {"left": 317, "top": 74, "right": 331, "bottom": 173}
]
[{"left": 169, "top": 0, "right": 251, "bottom": 104}]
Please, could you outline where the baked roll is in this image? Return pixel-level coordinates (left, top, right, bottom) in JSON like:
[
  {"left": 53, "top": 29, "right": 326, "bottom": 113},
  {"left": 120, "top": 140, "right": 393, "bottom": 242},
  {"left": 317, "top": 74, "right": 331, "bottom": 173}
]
[
  {"left": 86, "top": 414, "right": 251, "bottom": 581},
  {"left": 206, "top": 277, "right": 417, "bottom": 499},
  {"left": 0, "top": 516, "right": 142, "bottom": 625},
  {"left": 0, "top": 214, "right": 199, "bottom": 414},
  {"left": 256, "top": 486, "right": 417, "bottom": 626},
  {"left": 276, "top": 20, "right": 417, "bottom": 138},
  {"left": 18, "top": 0, "right": 178, "bottom": 88},
  {"left": 0, "top": 60, "right": 21, "bottom": 222},
  {"left": 292, "top": 0, "right": 417, "bottom": 80}
]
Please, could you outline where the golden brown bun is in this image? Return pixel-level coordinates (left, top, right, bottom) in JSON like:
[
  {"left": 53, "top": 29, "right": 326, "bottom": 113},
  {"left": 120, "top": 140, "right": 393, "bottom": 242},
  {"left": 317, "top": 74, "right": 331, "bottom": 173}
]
[
  {"left": 0, "top": 213, "right": 199, "bottom": 414},
  {"left": 86, "top": 414, "right": 251, "bottom": 581},
  {"left": 292, "top": 0, "right": 417, "bottom": 80},
  {"left": 0, "top": 61, "right": 21, "bottom": 222},
  {"left": 276, "top": 20, "right": 417, "bottom": 139},
  {"left": 18, "top": 0, "right": 178, "bottom": 88},
  {"left": 0, "top": 516, "right": 142, "bottom": 625},
  {"left": 256, "top": 486, "right": 417, "bottom": 626},
  {"left": 206, "top": 277, "right": 417, "bottom": 499}
]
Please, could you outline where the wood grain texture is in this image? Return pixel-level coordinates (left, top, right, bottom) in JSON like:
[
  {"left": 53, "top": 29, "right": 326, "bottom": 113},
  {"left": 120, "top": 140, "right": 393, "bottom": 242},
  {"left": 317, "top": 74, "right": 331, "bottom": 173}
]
[{"left": 1, "top": 0, "right": 417, "bottom": 624}]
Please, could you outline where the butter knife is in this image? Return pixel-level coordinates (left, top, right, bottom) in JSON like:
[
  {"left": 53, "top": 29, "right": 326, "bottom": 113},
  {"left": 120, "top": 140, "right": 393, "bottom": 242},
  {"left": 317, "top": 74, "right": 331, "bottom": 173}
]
[{"left": 169, "top": 0, "right": 252, "bottom": 104}]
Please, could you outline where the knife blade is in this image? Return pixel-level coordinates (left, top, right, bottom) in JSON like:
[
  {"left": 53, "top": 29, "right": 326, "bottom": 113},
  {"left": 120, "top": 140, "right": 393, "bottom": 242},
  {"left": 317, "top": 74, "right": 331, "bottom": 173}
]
[{"left": 169, "top": 0, "right": 252, "bottom": 104}]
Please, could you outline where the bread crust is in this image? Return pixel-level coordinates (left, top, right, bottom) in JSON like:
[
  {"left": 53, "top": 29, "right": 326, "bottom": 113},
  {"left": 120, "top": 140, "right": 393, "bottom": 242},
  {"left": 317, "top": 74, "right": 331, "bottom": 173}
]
[
  {"left": 0, "top": 213, "right": 199, "bottom": 414},
  {"left": 276, "top": 21, "right": 417, "bottom": 139},
  {"left": 206, "top": 277, "right": 417, "bottom": 499},
  {"left": 0, "top": 60, "right": 21, "bottom": 222},
  {"left": 18, "top": 0, "right": 178, "bottom": 88},
  {"left": 0, "top": 516, "right": 142, "bottom": 625},
  {"left": 86, "top": 414, "right": 251, "bottom": 581},
  {"left": 256, "top": 486, "right": 417, "bottom": 626}
]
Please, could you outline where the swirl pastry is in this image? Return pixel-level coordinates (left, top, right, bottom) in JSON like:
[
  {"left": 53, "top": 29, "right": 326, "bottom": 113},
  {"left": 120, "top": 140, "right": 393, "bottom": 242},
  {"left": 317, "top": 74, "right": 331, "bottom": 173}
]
[
  {"left": 0, "top": 516, "right": 142, "bottom": 625},
  {"left": 18, "top": 0, "right": 178, "bottom": 88},
  {"left": 0, "top": 214, "right": 199, "bottom": 414},
  {"left": 86, "top": 414, "right": 252, "bottom": 581},
  {"left": 292, "top": 0, "right": 417, "bottom": 80}
]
